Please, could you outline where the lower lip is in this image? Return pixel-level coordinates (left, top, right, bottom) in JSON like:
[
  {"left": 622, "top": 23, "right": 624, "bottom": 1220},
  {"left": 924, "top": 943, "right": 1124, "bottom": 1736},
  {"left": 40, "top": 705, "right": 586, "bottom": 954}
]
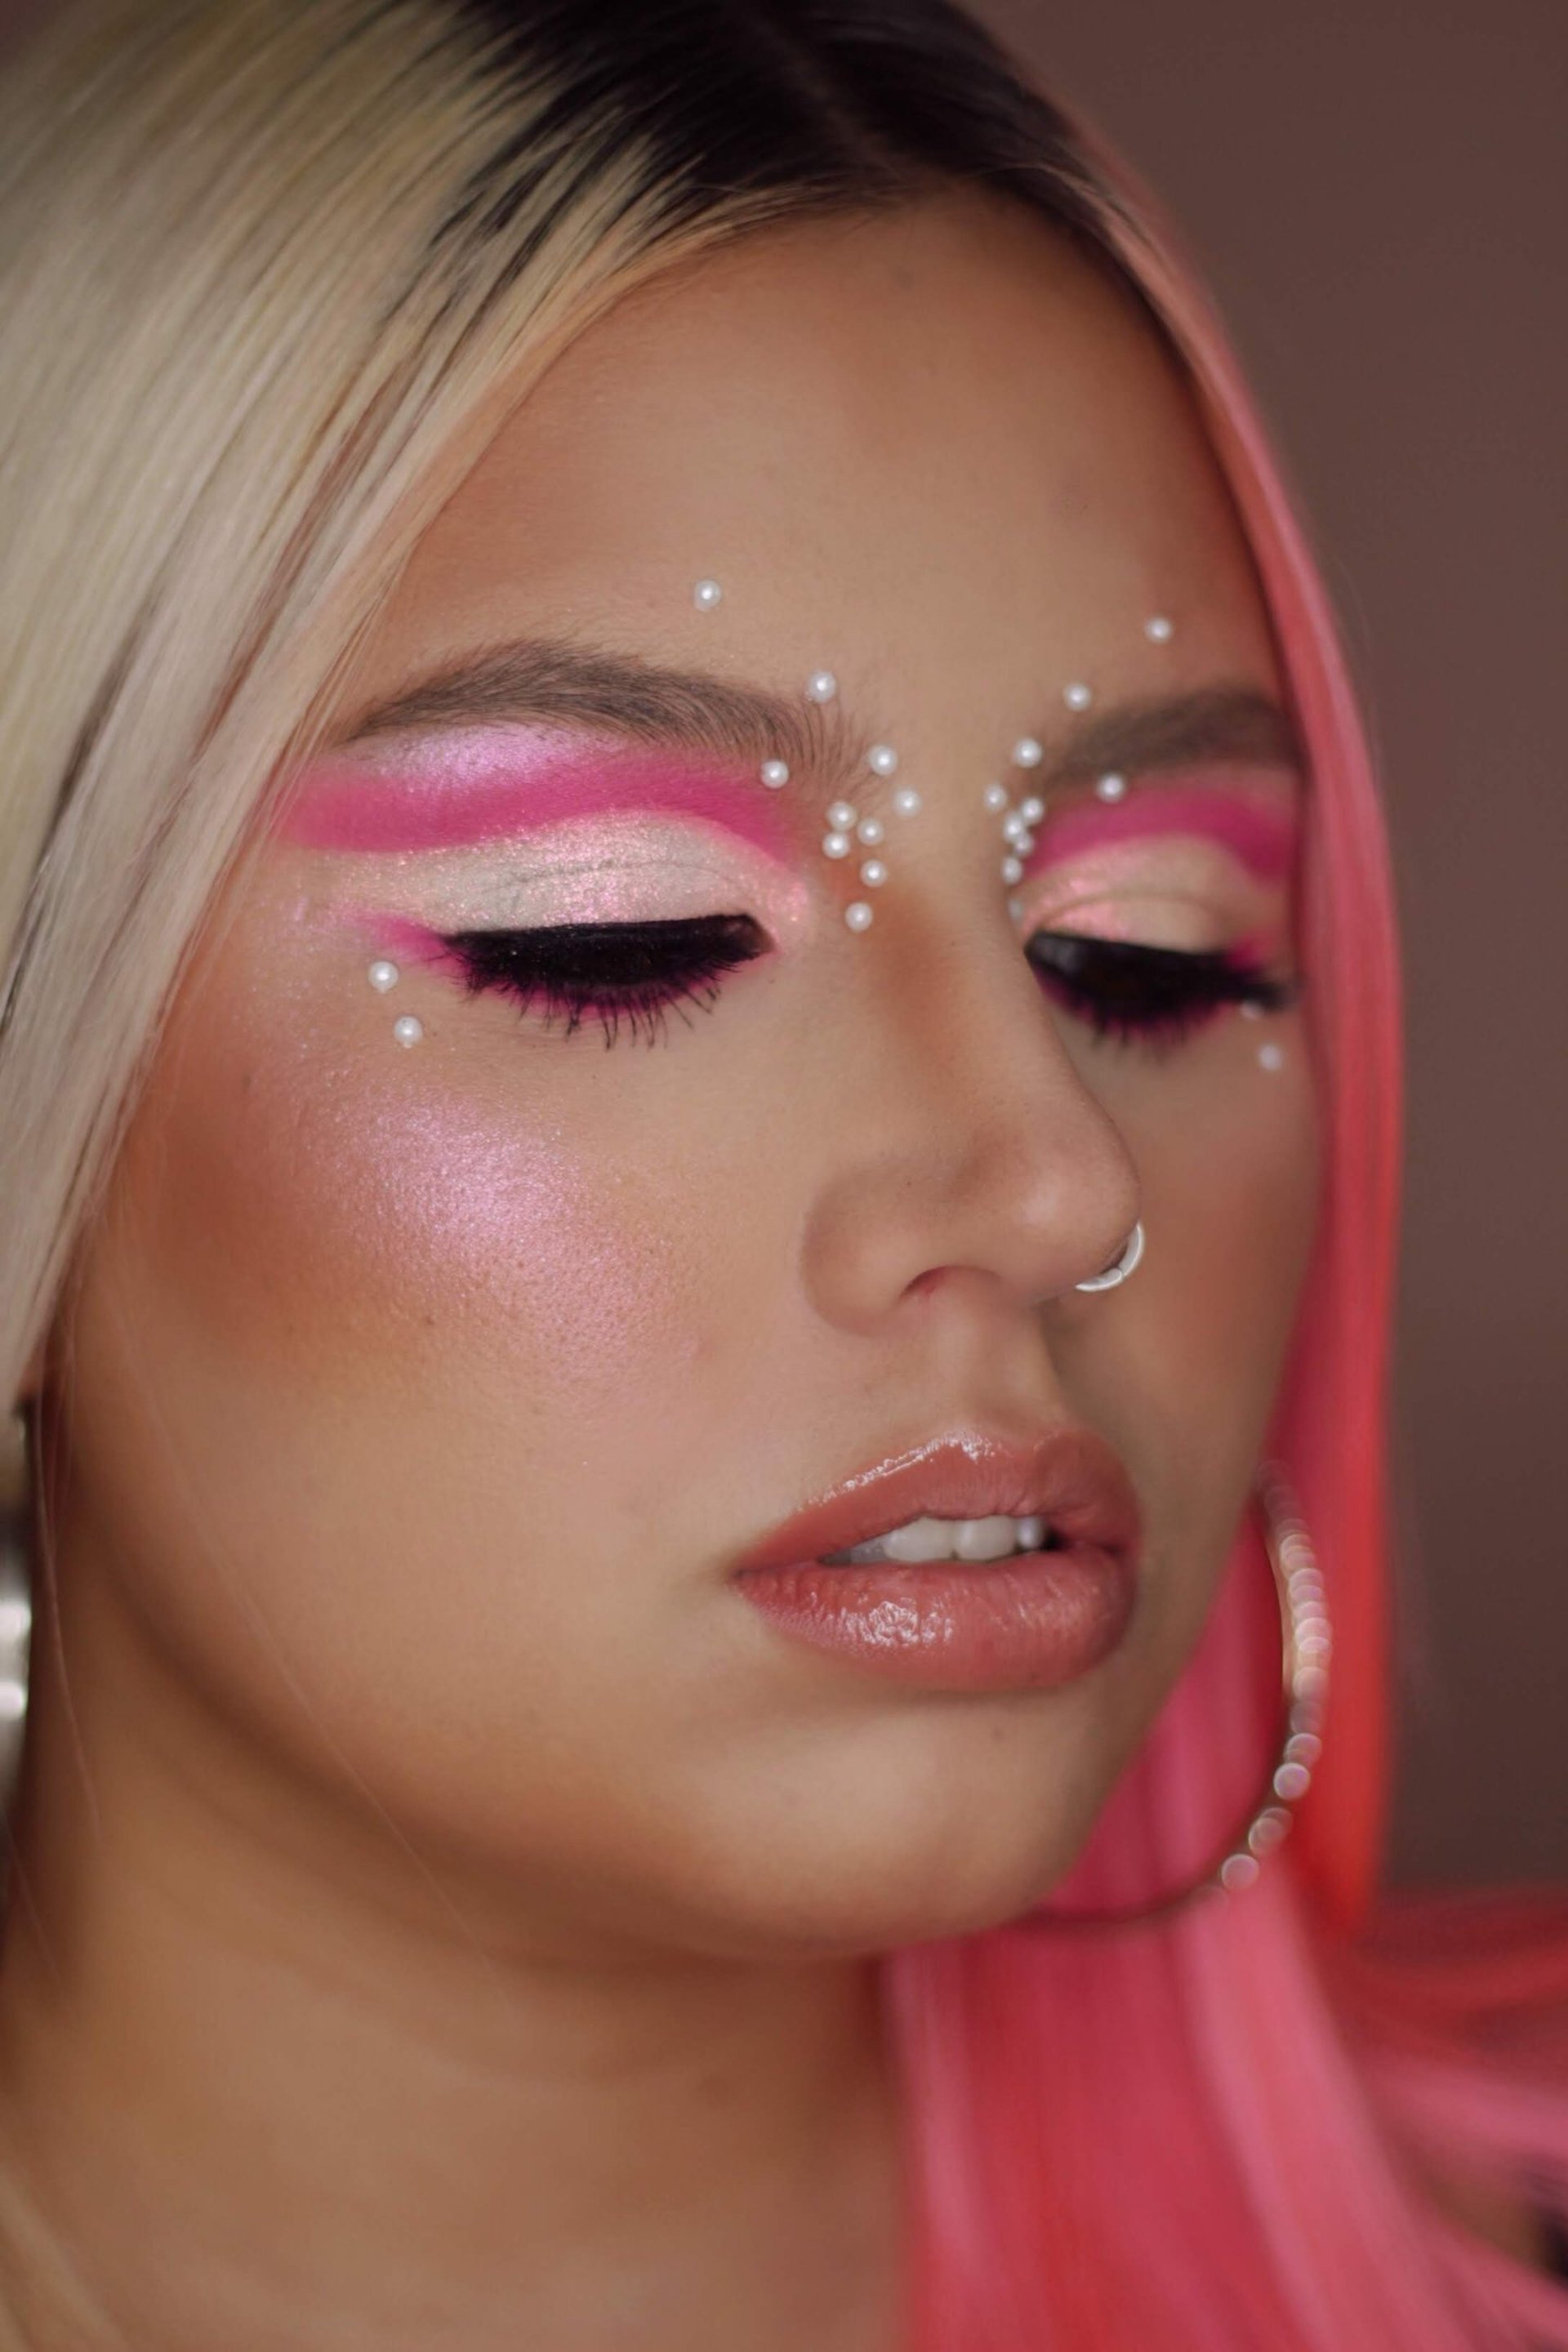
[{"left": 734, "top": 1543, "right": 1138, "bottom": 1693}]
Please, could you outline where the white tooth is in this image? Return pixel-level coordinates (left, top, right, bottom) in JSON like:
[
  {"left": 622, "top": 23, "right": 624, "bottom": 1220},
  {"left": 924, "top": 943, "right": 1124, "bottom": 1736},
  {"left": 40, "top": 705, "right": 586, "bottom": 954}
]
[
  {"left": 1014, "top": 1515, "right": 1045, "bottom": 1551},
  {"left": 953, "top": 1515, "right": 1018, "bottom": 1561},
  {"left": 879, "top": 1516, "right": 958, "bottom": 1564}
]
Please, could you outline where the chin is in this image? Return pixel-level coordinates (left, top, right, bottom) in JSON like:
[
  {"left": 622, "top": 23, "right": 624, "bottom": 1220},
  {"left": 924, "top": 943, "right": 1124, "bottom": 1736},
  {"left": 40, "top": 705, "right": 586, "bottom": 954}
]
[{"left": 660, "top": 1775, "right": 1093, "bottom": 1960}]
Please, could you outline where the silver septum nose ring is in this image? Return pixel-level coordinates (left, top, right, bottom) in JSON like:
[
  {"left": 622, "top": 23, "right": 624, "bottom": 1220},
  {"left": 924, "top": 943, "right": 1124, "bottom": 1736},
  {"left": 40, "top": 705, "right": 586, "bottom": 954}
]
[{"left": 1074, "top": 1218, "right": 1146, "bottom": 1294}]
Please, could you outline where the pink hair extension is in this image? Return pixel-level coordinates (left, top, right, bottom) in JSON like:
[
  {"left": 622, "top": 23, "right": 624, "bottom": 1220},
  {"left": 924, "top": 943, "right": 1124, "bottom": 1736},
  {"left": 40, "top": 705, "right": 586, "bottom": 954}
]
[{"left": 886, "top": 115, "right": 1568, "bottom": 2350}]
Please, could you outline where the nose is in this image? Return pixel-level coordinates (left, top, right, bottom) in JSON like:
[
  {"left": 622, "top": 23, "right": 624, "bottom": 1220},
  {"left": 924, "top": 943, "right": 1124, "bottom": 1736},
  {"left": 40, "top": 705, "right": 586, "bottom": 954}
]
[{"left": 800, "top": 932, "right": 1142, "bottom": 1335}]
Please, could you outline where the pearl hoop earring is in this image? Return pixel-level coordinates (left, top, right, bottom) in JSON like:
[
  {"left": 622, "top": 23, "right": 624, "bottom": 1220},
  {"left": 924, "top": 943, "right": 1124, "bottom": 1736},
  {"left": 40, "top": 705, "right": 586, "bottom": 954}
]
[
  {"left": 0, "top": 1409, "right": 33, "bottom": 1822},
  {"left": 1075, "top": 1218, "right": 1145, "bottom": 1293},
  {"left": 1023, "top": 1460, "right": 1329, "bottom": 1930}
]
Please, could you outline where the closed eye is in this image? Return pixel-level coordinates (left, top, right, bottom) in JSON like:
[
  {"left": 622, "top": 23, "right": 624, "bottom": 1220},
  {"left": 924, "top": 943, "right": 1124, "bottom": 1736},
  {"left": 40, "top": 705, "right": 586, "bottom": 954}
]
[
  {"left": 438, "top": 912, "right": 768, "bottom": 1047},
  {"left": 1025, "top": 930, "right": 1297, "bottom": 1049}
]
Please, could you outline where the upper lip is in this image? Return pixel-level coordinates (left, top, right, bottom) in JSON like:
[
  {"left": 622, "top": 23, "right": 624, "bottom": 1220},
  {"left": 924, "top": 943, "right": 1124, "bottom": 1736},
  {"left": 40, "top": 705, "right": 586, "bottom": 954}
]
[{"left": 732, "top": 1428, "right": 1142, "bottom": 1575}]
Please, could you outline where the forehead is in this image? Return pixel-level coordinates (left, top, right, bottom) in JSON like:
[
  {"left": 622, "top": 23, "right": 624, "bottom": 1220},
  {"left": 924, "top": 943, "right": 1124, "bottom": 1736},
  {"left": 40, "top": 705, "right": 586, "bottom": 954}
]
[{"left": 357, "top": 190, "right": 1279, "bottom": 719}]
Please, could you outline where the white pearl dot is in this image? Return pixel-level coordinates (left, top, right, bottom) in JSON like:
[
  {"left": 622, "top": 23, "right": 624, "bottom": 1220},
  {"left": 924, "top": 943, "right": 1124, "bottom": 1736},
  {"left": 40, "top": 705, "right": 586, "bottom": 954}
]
[
  {"left": 1145, "top": 614, "right": 1174, "bottom": 643},
  {"left": 844, "top": 901, "right": 874, "bottom": 932},
  {"left": 860, "top": 858, "right": 888, "bottom": 887},
  {"left": 1012, "top": 737, "right": 1043, "bottom": 768},
  {"left": 1001, "top": 855, "right": 1024, "bottom": 885},
  {"left": 806, "top": 670, "right": 837, "bottom": 703},
  {"left": 1095, "top": 772, "right": 1127, "bottom": 802},
  {"left": 1002, "top": 811, "right": 1030, "bottom": 844},
  {"left": 822, "top": 831, "right": 851, "bottom": 859},
  {"left": 866, "top": 743, "right": 898, "bottom": 777},
  {"left": 393, "top": 1015, "right": 423, "bottom": 1049},
  {"left": 892, "top": 786, "right": 922, "bottom": 817},
  {"left": 1219, "top": 1853, "right": 1261, "bottom": 1894},
  {"left": 368, "top": 960, "right": 400, "bottom": 993},
  {"left": 1063, "top": 682, "right": 1093, "bottom": 711},
  {"left": 827, "top": 800, "right": 858, "bottom": 831},
  {"left": 1013, "top": 829, "right": 1035, "bottom": 856},
  {"left": 856, "top": 816, "right": 884, "bottom": 845},
  {"left": 760, "top": 759, "right": 790, "bottom": 788},
  {"left": 1258, "top": 1041, "right": 1285, "bottom": 1072},
  {"left": 693, "top": 578, "right": 723, "bottom": 610},
  {"left": 983, "top": 782, "right": 1009, "bottom": 813},
  {"left": 1249, "top": 1808, "right": 1293, "bottom": 1855},
  {"left": 1020, "top": 795, "right": 1045, "bottom": 825}
]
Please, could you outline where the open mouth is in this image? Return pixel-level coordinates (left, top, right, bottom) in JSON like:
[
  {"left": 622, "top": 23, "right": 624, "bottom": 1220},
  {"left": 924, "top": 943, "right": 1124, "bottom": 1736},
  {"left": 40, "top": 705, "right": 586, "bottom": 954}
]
[
  {"left": 733, "top": 1429, "right": 1141, "bottom": 1692},
  {"left": 819, "top": 1512, "right": 1065, "bottom": 1566}
]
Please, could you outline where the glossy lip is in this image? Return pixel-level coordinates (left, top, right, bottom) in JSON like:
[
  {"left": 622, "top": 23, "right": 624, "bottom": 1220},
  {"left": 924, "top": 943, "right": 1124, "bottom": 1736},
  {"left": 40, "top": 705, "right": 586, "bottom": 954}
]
[{"left": 732, "top": 1429, "right": 1143, "bottom": 1694}]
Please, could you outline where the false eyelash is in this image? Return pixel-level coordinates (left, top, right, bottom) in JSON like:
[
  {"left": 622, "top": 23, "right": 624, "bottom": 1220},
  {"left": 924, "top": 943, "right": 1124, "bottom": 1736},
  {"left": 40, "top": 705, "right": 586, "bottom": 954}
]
[
  {"left": 1024, "top": 930, "right": 1298, "bottom": 1050},
  {"left": 438, "top": 912, "right": 768, "bottom": 1049}
]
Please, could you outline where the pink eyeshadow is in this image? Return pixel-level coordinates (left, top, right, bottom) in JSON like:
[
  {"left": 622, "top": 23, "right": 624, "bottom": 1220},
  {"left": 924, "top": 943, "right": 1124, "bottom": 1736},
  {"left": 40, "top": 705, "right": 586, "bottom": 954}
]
[
  {"left": 275, "top": 727, "right": 794, "bottom": 866},
  {"left": 1027, "top": 776, "right": 1298, "bottom": 884}
]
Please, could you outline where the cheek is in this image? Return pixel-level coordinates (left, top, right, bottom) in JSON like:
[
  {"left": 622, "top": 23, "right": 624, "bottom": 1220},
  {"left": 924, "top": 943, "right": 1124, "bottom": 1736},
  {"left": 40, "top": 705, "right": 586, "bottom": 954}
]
[{"left": 98, "top": 910, "right": 738, "bottom": 1476}]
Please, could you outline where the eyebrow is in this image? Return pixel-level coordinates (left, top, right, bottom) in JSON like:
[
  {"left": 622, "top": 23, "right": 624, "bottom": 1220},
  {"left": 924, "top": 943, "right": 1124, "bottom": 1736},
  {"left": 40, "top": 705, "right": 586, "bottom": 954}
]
[
  {"left": 340, "top": 637, "right": 857, "bottom": 801},
  {"left": 339, "top": 637, "right": 1302, "bottom": 804},
  {"left": 1046, "top": 685, "right": 1304, "bottom": 790}
]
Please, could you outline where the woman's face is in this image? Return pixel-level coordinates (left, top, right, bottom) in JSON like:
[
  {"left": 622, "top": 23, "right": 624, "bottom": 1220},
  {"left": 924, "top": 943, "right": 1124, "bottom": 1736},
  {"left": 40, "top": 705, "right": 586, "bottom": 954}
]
[{"left": 59, "top": 194, "right": 1316, "bottom": 1955}]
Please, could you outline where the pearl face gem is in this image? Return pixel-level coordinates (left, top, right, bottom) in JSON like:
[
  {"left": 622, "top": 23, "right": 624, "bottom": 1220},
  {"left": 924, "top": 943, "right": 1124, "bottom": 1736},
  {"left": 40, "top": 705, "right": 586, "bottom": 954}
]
[
  {"left": 368, "top": 960, "right": 400, "bottom": 993},
  {"left": 1095, "top": 771, "right": 1127, "bottom": 802},
  {"left": 860, "top": 858, "right": 888, "bottom": 887},
  {"left": 1002, "top": 811, "right": 1030, "bottom": 844},
  {"left": 1001, "top": 854, "right": 1024, "bottom": 885},
  {"left": 844, "top": 901, "right": 874, "bottom": 932},
  {"left": 893, "top": 786, "right": 921, "bottom": 817},
  {"left": 693, "top": 578, "right": 723, "bottom": 611},
  {"left": 1020, "top": 795, "right": 1045, "bottom": 826},
  {"left": 1011, "top": 737, "right": 1043, "bottom": 768},
  {"left": 983, "top": 782, "right": 1009, "bottom": 813},
  {"left": 1258, "top": 1042, "right": 1285, "bottom": 1072},
  {"left": 760, "top": 759, "right": 790, "bottom": 788},
  {"left": 806, "top": 670, "right": 838, "bottom": 703},
  {"left": 866, "top": 744, "right": 898, "bottom": 777},
  {"left": 856, "top": 816, "right": 884, "bottom": 845},
  {"left": 822, "top": 831, "right": 851, "bottom": 859},
  {"left": 1063, "top": 681, "right": 1093, "bottom": 712},
  {"left": 827, "top": 801, "right": 858, "bottom": 832},
  {"left": 1145, "top": 614, "right": 1174, "bottom": 643},
  {"left": 392, "top": 1015, "right": 424, "bottom": 1049}
]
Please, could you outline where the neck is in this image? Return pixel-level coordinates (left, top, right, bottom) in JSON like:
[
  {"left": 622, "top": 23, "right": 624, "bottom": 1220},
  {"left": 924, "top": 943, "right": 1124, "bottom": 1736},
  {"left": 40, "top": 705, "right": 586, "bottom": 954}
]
[{"left": 0, "top": 1554, "right": 905, "bottom": 2352}]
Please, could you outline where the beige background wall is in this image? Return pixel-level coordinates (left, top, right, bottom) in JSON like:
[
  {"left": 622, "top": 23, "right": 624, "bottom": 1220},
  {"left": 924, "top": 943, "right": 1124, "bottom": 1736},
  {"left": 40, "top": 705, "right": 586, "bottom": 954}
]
[{"left": 4, "top": 0, "right": 1564, "bottom": 1882}]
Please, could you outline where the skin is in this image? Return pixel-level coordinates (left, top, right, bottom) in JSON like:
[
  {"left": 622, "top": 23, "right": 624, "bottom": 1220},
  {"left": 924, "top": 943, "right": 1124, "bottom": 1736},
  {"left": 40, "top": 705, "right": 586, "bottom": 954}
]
[{"left": 0, "top": 192, "right": 1335, "bottom": 2345}]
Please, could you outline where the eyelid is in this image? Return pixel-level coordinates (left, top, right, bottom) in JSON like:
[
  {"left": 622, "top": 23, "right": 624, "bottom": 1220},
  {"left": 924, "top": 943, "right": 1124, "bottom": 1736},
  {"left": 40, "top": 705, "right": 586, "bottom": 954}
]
[
  {"left": 1012, "top": 831, "right": 1289, "bottom": 947},
  {"left": 1022, "top": 775, "right": 1301, "bottom": 888},
  {"left": 317, "top": 813, "right": 813, "bottom": 942}
]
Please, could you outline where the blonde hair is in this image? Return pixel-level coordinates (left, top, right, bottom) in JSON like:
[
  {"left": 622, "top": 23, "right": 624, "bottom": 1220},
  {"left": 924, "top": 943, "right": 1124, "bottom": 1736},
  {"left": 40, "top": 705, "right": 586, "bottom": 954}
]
[
  {"left": 0, "top": 0, "right": 787, "bottom": 1404},
  {"left": 0, "top": 8, "right": 798, "bottom": 2324}
]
